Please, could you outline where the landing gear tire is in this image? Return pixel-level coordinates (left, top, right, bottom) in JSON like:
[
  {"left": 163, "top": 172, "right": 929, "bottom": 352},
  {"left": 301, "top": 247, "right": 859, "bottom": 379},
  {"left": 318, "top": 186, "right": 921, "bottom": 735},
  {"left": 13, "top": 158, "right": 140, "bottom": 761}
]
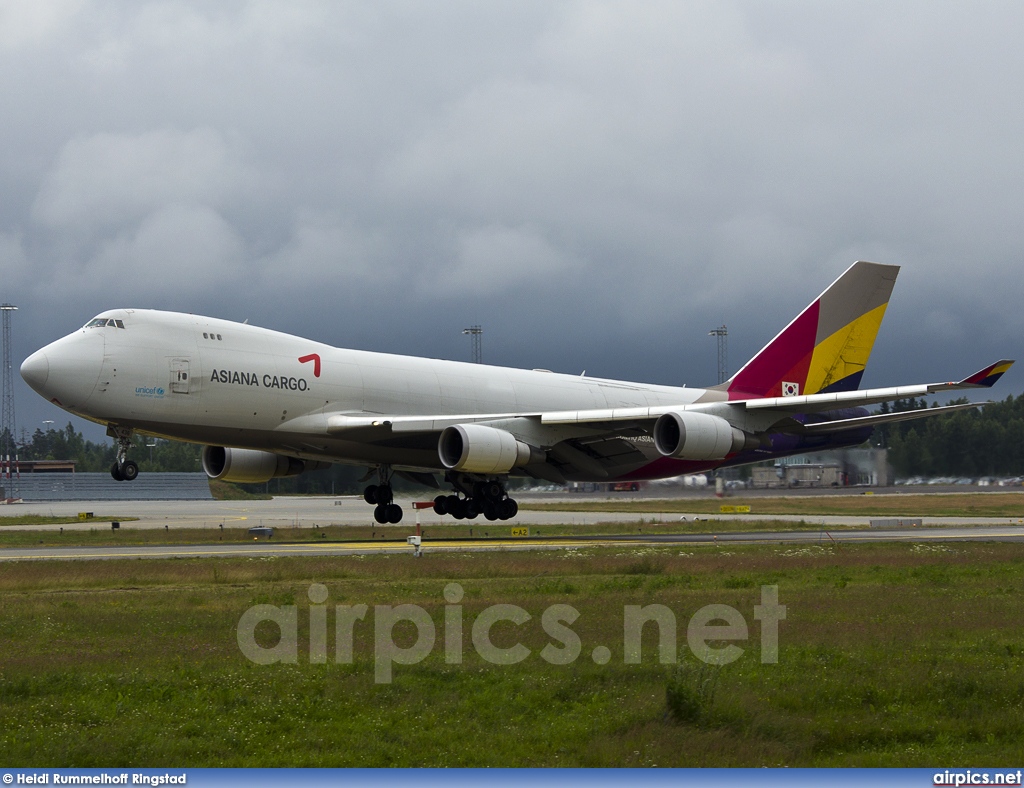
[
  {"left": 373, "top": 505, "right": 388, "bottom": 524},
  {"left": 111, "top": 462, "right": 124, "bottom": 481},
  {"left": 364, "top": 484, "right": 379, "bottom": 505},
  {"left": 464, "top": 499, "right": 480, "bottom": 520},
  {"left": 386, "top": 503, "right": 403, "bottom": 524},
  {"left": 482, "top": 481, "right": 503, "bottom": 502},
  {"left": 433, "top": 495, "right": 448, "bottom": 515},
  {"left": 484, "top": 502, "right": 499, "bottom": 521},
  {"left": 121, "top": 460, "right": 139, "bottom": 482},
  {"left": 497, "top": 499, "right": 518, "bottom": 520}
]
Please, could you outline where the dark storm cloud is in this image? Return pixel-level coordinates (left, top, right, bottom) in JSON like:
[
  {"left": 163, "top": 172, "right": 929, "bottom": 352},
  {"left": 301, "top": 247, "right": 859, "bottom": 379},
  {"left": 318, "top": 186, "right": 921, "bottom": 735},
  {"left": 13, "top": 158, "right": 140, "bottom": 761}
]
[{"left": 2, "top": 1, "right": 1022, "bottom": 436}]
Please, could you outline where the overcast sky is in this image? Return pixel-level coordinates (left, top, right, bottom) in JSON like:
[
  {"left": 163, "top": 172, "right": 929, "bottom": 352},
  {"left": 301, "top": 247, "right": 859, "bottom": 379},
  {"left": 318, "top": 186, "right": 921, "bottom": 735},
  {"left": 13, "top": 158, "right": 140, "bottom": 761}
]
[{"left": 3, "top": 1, "right": 1023, "bottom": 440}]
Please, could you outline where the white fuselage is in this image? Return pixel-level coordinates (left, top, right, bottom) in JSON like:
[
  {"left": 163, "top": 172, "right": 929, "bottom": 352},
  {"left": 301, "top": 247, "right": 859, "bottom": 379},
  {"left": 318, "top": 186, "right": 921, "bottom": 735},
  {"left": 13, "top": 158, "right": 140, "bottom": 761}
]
[{"left": 22, "top": 309, "right": 711, "bottom": 476}]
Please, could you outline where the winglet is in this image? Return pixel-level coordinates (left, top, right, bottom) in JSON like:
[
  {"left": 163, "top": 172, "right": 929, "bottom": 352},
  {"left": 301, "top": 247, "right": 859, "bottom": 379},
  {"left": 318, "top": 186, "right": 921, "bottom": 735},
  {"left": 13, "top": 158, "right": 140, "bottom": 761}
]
[{"left": 958, "top": 359, "right": 1015, "bottom": 388}]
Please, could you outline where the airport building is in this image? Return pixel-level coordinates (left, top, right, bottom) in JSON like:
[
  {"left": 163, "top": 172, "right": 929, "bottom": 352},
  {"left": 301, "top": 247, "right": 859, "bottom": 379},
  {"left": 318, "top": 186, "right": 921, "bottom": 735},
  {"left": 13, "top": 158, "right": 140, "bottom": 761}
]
[{"left": 751, "top": 448, "right": 890, "bottom": 489}]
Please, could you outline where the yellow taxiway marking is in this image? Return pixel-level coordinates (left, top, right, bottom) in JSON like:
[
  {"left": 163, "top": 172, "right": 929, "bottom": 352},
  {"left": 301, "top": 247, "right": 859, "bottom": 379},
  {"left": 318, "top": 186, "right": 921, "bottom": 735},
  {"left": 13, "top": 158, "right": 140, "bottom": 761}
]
[{"left": 2, "top": 530, "right": 1023, "bottom": 560}]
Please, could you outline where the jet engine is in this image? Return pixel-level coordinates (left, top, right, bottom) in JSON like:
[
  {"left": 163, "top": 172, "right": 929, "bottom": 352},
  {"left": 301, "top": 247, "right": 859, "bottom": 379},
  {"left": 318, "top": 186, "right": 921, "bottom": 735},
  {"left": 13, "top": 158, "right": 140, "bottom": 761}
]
[
  {"left": 439, "top": 424, "right": 543, "bottom": 475},
  {"left": 652, "top": 411, "right": 751, "bottom": 461},
  {"left": 201, "top": 446, "right": 326, "bottom": 484}
]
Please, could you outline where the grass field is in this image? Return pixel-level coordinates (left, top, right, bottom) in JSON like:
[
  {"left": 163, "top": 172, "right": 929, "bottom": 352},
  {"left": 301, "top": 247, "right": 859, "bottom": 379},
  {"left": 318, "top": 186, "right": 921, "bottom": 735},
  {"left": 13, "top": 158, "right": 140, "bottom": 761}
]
[
  {"left": 3, "top": 540, "right": 1024, "bottom": 766},
  {"left": 0, "top": 514, "right": 138, "bottom": 528},
  {"left": 522, "top": 491, "right": 1024, "bottom": 518}
]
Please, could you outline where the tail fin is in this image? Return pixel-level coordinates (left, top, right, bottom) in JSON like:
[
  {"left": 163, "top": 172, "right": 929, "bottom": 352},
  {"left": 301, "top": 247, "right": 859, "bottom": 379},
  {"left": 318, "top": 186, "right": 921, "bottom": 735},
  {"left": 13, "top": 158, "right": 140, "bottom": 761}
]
[{"left": 723, "top": 261, "right": 899, "bottom": 399}]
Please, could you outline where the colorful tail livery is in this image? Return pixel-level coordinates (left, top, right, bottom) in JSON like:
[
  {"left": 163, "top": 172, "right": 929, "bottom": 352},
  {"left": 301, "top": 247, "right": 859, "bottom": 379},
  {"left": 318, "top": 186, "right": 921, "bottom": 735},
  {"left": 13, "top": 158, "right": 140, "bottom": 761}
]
[
  {"left": 724, "top": 261, "right": 898, "bottom": 399},
  {"left": 958, "top": 359, "right": 1014, "bottom": 388}
]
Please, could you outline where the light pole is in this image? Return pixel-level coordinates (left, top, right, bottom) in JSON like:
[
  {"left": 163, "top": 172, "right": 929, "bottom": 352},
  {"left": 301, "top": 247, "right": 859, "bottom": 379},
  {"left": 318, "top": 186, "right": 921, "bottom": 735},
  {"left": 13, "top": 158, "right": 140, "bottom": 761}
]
[
  {"left": 708, "top": 325, "right": 728, "bottom": 384},
  {"left": 462, "top": 326, "right": 483, "bottom": 364}
]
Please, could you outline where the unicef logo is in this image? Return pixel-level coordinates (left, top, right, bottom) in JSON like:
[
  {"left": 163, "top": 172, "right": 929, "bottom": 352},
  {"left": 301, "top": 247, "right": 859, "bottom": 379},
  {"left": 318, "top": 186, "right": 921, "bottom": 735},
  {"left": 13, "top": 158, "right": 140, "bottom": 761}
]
[{"left": 135, "top": 385, "right": 166, "bottom": 398}]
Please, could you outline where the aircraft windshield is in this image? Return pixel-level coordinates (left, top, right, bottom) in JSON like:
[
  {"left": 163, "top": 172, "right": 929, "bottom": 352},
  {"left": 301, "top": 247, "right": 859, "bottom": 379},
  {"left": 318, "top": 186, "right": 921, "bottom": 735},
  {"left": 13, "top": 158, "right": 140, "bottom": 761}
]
[{"left": 85, "top": 318, "right": 125, "bottom": 329}]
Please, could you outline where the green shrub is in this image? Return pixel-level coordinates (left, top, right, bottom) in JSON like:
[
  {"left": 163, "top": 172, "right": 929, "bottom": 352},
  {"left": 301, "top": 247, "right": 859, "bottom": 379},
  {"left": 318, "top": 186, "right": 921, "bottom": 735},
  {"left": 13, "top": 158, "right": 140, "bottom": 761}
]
[{"left": 665, "top": 658, "right": 721, "bottom": 724}]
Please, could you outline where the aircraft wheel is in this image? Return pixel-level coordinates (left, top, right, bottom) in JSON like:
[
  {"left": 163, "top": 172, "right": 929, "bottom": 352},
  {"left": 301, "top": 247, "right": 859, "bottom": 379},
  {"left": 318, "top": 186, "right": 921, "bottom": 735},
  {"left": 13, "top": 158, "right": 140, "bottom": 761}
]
[
  {"left": 110, "top": 462, "right": 124, "bottom": 481},
  {"left": 387, "top": 504, "right": 403, "bottom": 524},
  {"left": 498, "top": 499, "right": 517, "bottom": 520},
  {"left": 483, "top": 481, "right": 503, "bottom": 502},
  {"left": 363, "top": 484, "right": 379, "bottom": 505},
  {"left": 445, "top": 494, "right": 460, "bottom": 513},
  {"left": 464, "top": 500, "right": 480, "bottom": 520},
  {"left": 449, "top": 498, "right": 466, "bottom": 520},
  {"left": 433, "top": 495, "right": 448, "bottom": 515},
  {"left": 121, "top": 460, "right": 139, "bottom": 481},
  {"left": 373, "top": 505, "right": 389, "bottom": 524},
  {"left": 484, "top": 502, "right": 499, "bottom": 521}
]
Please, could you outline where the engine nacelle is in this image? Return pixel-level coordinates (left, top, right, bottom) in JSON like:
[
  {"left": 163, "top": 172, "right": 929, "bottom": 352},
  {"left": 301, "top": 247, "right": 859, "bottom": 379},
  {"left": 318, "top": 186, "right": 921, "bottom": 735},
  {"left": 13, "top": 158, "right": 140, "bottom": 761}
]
[
  {"left": 202, "top": 446, "right": 323, "bottom": 484},
  {"left": 652, "top": 411, "right": 748, "bottom": 461},
  {"left": 439, "top": 424, "right": 542, "bottom": 475}
]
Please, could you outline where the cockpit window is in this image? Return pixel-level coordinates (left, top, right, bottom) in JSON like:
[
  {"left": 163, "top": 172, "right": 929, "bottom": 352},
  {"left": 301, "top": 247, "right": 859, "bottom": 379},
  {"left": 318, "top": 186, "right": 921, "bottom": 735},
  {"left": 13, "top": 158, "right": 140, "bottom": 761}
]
[{"left": 85, "top": 318, "right": 126, "bottom": 329}]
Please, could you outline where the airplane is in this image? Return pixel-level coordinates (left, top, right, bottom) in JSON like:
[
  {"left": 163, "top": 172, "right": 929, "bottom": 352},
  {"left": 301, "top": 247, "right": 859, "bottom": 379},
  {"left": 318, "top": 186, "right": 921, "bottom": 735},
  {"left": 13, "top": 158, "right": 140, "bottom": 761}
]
[{"left": 19, "top": 261, "right": 1013, "bottom": 523}]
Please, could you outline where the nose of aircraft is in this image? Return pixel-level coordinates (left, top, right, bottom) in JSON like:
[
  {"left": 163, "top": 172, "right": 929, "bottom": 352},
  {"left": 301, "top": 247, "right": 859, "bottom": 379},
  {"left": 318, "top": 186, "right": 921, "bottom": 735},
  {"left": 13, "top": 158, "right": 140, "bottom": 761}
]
[
  {"left": 20, "top": 330, "right": 105, "bottom": 410},
  {"left": 20, "top": 349, "right": 50, "bottom": 392}
]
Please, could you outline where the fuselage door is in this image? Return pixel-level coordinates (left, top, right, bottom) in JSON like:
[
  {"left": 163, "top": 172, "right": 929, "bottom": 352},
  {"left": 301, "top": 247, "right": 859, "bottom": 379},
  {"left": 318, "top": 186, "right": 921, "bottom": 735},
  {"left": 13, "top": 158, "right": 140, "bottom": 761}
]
[{"left": 170, "top": 358, "right": 192, "bottom": 394}]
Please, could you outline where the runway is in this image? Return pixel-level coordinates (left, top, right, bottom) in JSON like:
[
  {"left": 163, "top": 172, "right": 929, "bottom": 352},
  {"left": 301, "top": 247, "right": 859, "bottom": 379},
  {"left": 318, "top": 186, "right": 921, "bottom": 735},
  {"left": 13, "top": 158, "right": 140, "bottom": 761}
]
[
  {"left": 3, "top": 524, "right": 1024, "bottom": 561},
  {"left": 4, "top": 492, "right": 1023, "bottom": 531}
]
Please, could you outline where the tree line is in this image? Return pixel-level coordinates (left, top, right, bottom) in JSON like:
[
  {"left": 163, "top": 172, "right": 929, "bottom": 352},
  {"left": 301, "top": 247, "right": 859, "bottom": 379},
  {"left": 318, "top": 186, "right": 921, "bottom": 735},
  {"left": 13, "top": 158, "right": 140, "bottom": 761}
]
[{"left": 874, "top": 395, "right": 1024, "bottom": 478}]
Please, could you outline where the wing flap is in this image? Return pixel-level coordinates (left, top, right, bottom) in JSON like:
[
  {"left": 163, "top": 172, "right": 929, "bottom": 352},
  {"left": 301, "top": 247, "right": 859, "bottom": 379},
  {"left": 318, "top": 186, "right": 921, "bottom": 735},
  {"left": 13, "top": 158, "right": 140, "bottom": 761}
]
[{"left": 541, "top": 406, "right": 661, "bottom": 424}]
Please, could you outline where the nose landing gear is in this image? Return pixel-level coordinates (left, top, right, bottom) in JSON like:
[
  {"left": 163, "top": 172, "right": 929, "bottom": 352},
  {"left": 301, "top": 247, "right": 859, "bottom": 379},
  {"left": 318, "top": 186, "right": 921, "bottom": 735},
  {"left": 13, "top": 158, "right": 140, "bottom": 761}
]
[
  {"left": 110, "top": 459, "right": 139, "bottom": 481},
  {"left": 107, "top": 425, "right": 139, "bottom": 482}
]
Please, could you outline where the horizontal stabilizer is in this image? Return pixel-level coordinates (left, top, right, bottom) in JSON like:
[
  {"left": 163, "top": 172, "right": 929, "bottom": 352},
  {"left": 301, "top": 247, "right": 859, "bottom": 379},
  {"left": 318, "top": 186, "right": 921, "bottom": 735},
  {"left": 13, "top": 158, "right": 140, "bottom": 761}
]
[{"left": 799, "top": 401, "right": 986, "bottom": 435}]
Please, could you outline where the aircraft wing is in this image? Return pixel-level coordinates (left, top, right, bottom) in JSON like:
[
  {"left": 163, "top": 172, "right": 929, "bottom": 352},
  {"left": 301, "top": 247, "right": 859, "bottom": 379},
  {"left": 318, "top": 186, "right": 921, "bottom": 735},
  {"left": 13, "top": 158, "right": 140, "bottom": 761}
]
[
  {"left": 321, "top": 360, "right": 1012, "bottom": 481},
  {"left": 326, "top": 360, "right": 1013, "bottom": 437},
  {"left": 539, "top": 359, "right": 1014, "bottom": 426},
  {"left": 739, "top": 359, "right": 1014, "bottom": 414}
]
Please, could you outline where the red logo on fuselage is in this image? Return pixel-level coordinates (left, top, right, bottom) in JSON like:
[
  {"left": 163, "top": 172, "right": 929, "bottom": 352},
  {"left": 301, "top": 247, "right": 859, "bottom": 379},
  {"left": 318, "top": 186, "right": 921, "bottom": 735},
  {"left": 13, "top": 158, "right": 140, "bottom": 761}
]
[{"left": 298, "top": 354, "right": 321, "bottom": 377}]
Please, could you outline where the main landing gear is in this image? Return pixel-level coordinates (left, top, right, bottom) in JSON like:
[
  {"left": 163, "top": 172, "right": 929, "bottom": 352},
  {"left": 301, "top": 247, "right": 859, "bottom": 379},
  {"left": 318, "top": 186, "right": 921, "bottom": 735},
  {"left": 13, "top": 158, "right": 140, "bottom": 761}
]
[
  {"left": 108, "top": 426, "right": 139, "bottom": 482},
  {"left": 432, "top": 479, "right": 518, "bottom": 521},
  {"left": 360, "top": 470, "right": 519, "bottom": 523},
  {"left": 363, "top": 467, "right": 403, "bottom": 524}
]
